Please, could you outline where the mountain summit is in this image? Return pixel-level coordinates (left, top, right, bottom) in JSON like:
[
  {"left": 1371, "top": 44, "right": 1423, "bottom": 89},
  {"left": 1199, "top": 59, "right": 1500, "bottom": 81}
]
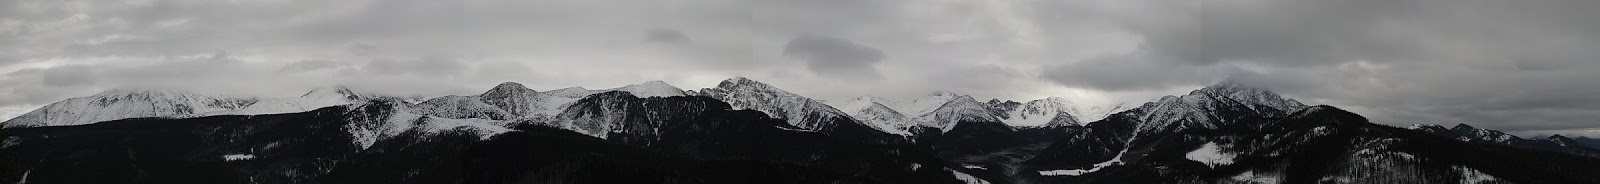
[{"left": 691, "top": 77, "right": 864, "bottom": 133}]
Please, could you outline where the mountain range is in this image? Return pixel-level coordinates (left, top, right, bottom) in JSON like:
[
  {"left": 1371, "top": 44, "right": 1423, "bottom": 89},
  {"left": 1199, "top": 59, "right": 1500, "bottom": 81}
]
[{"left": 3, "top": 77, "right": 1598, "bottom": 183}]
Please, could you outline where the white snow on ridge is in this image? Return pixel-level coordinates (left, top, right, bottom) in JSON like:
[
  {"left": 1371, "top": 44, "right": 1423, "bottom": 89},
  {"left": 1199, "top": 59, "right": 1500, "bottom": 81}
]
[
  {"left": 344, "top": 102, "right": 514, "bottom": 150},
  {"left": 1, "top": 89, "right": 252, "bottom": 128},
  {"left": 202, "top": 86, "right": 365, "bottom": 116},
  {"left": 607, "top": 80, "right": 687, "bottom": 98},
  {"left": 223, "top": 154, "right": 255, "bottom": 161},
  {"left": 827, "top": 96, "right": 913, "bottom": 135},
  {"left": 692, "top": 77, "right": 855, "bottom": 132},
  {"left": 1185, "top": 142, "right": 1235, "bottom": 168},
  {"left": 889, "top": 91, "right": 961, "bottom": 117},
  {"left": 949, "top": 169, "right": 991, "bottom": 184},
  {"left": 1002, "top": 97, "right": 1126, "bottom": 127},
  {"left": 1038, "top": 169, "right": 1091, "bottom": 176},
  {"left": 1230, "top": 170, "right": 1282, "bottom": 184},
  {"left": 1455, "top": 165, "right": 1499, "bottom": 184}
]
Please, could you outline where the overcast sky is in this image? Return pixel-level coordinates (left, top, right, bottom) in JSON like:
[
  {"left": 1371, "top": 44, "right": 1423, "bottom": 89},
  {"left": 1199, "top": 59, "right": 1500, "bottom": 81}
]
[{"left": 2, "top": 0, "right": 1597, "bottom": 137}]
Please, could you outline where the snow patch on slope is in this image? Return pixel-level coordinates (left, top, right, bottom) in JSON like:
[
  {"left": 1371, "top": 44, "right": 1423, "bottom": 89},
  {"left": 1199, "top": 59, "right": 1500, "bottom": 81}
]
[
  {"left": 949, "top": 169, "right": 991, "bottom": 184},
  {"left": 1185, "top": 142, "right": 1235, "bottom": 168},
  {"left": 343, "top": 101, "right": 513, "bottom": 150},
  {"left": 223, "top": 154, "right": 255, "bottom": 161},
  {"left": 1455, "top": 166, "right": 1499, "bottom": 184},
  {"left": 1230, "top": 170, "right": 1282, "bottom": 184}
]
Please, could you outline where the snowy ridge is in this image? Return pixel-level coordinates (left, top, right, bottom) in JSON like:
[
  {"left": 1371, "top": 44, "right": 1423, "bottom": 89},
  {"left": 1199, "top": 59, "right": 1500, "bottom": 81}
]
[
  {"left": 1449, "top": 124, "right": 1521, "bottom": 144},
  {"left": 1, "top": 89, "right": 254, "bottom": 128},
  {"left": 828, "top": 96, "right": 913, "bottom": 135},
  {"left": 834, "top": 91, "right": 1122, "bottom": 132},
  {"left": 892, "top": 91, "right": 962, "bottom": 117},
  {"left": 2, "top": 86, "right": 388, "bottom": 129},
  {"left": 477, "top": 82, "right": 543, "bottom": 117},
  {"left": 607, "top": 80, "right": 687, "bottom": 98},
  {"left": 1001, "top": 97, "right": 1126, "bottom": 127},
  {"left": 431, "top": 81, "right": 687, "bottom": 121},
  {"left": 200, "top": 86, "right": 367, "bottom": 116},
  {"left": 340, "top": 100, "right": 512, "bottom": 150},
  {"left": 913, "top": 94, "right": 1000, "bottom": 132},
  {"left": 1128, "top": 82, "right": 1307, "bottom": 135},
  {"left": 410, "top": 95, "right": 515, "bottom": 120},
  {"left": 691, "top": 77, "right": 857, "bottom": 132}
]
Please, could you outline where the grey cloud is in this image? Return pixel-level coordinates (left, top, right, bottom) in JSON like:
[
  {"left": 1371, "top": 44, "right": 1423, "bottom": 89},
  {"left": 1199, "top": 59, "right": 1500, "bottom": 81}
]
[
  {"left": 1034, "top": 0, "right": 1600, "bottom": 135},
  {"left": 1043, "top": 54, "right": 1240, "bottom": 91},
  {"left": 782, "top": 35, "right": 885, "bottom": 79},
  {"left": 279, "top": 60, "right": 346, "bottom": 73},
  {"left": 363, "top": 57, "right": 468, "bottom": 77},
  {"left": 645, "top": 28, "right": 692, "bottom": 44},
  {"left": 40, "top": 65, "right": 95, "bottom": 87},
  {"left": 1131, "top": 0, "right": 1600, "bottom": 67}
]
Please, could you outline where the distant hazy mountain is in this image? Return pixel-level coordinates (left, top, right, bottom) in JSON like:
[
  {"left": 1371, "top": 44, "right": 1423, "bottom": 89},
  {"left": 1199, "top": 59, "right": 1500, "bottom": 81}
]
[{"left": 1409, "top": 123, "right": 1600, "bottom": 157}]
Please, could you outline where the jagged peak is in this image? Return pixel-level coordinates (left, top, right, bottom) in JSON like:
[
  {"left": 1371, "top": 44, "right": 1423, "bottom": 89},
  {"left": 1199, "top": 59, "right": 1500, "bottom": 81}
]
[
  {"left": 716, "top": 77, "right": 773, "bottom": 89},
  {"left": 929, "top": 90, "right": 960, "bottom": 97},
  {"left": 1032, "top": 97, "right": 1071, "bottom": 104},
  {"left": 1452, "top": 123, "right": 1478, "bottom": 131},
  {"left": 1194, "top": 81, "right": 1254, "bottom": 95}
]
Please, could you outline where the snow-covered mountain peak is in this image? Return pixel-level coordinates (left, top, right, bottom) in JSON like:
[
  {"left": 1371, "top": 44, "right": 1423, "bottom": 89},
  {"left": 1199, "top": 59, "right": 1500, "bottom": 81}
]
[
  {"left": 715, "top": 77, "right": 780, "bottom": 91},
  {"left": 608, "top": 81, "right": 687, "bottom": 98},
  {"left": 1115, "top": 82, "right": 1310, "bottom": 135},
  {"left": 929, "top": 90, "right": 960, "bottom": 97},
  {"left": 483, "top": 82, "right": 537, "bottom": 96},
  {"left": 1408, "top": 123, "right": 1445, "bottom": 130},
  {"left": 828, "top": 95, "right": 913, "bottom": 135},
  {"left": 890, "top": 91, "right": 965, "bottom": 117},
  {"left": 693, "top": 77, "right": 860, "bottom": 132},
  {"left": 198, "top": 86, "right": 375, "bottom": 117},
  {"left": 1448, "top": 123, "right": 1522, "bottom": 143},
  {"left": 302, "top": 86, "right": 362, "bottom": 101},
  {"left": 913, "top": 94, "right": 1000, "bottom": 132},
  {"left": 1548, "top": 134, "right": 1572, "bottom": 141},
  {"left": 1195, "top": 81, "right": 1306, "bottom": 112}
]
